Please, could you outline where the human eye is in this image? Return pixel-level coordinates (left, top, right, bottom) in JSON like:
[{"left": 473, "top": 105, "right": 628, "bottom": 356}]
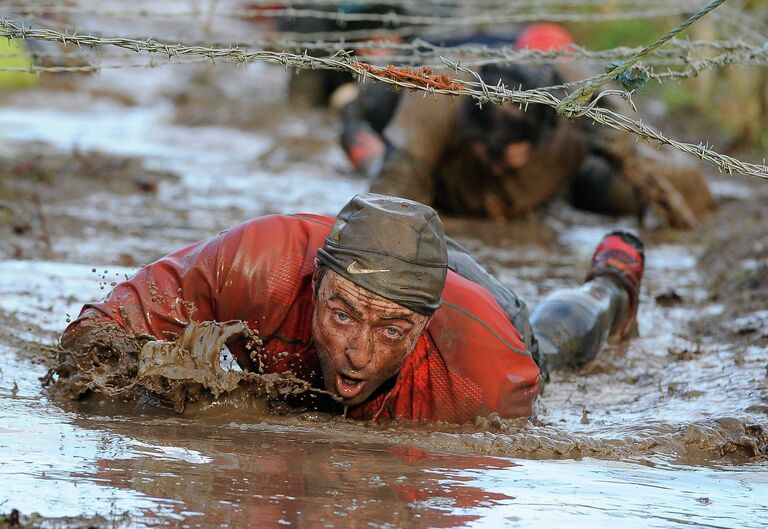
[
  {"left": 333, "top": 311, "right": 351, "bottom": 324},
  {"left": 384, "top": 326, "right": 403, "bottom": 340}
]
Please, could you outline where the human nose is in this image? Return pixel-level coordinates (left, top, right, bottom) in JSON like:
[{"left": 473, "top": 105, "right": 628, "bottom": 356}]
[
  {"left": 344, "top": 327, "right": 374, "bottom": 371},
  {"left": 503, "top": 141, "right": 532, "bottom": 169}
]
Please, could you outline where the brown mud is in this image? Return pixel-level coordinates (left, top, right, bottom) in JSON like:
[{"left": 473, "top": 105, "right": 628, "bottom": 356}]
[
  {"left": 0, "top": 145, "right": 178, "bottom": 263},
  {"left": 1, "top": 4, "right": 767, "bottom": 527},
  {"left": 49, "top": 311, "right": 768, "bottom": 462},
  {"left": 698, "top": 197, "right": 768, "bottom": 342},
  {"left": 0, "top": 509, "right": 128, "bottom": 529}
]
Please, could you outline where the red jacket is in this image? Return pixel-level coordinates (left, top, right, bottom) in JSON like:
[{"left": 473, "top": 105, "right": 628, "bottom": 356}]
[{"left": 67, "top": 214, "right": 541, "bottom": 422}]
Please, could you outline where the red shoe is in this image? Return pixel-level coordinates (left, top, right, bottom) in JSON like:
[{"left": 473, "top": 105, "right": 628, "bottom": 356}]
[{"left": 586, "top": 230, "right": 645, "bottom": 338}]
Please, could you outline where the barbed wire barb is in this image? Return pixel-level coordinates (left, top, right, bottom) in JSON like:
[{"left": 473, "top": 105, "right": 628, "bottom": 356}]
[
  {"left": 557, "top": 0, "right": 727, "bottom": 114},
  {"left": 0, "top": 15, "right": 766, "bottom": 180}
]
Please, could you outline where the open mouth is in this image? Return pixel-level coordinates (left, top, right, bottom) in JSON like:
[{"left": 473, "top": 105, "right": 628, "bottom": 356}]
[{"left": 335, "top": 372, "right": 365, "bottom": 400}]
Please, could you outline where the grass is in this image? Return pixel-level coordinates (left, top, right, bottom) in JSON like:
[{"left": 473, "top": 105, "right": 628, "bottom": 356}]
[{"left": 563, "top": 15, "right": 768, "bottom": 155}]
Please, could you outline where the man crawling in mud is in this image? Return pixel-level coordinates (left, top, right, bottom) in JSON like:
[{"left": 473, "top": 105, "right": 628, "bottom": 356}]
[
  {"left": 54, "top": 193, "right": 644, "bottom": 423},
  {"left": 337, "top": 24, "right": 714, "bottom": 227}
]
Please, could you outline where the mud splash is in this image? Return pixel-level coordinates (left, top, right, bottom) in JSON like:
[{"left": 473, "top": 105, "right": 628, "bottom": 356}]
[
  {"left": 51, "top": 320, "right": 336, "bottom": 414},
  {"left": 47, "top": 317, "right": 768, "bottom": 462}
]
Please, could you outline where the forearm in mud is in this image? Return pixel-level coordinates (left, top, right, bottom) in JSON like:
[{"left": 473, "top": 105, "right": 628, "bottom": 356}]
[
  {"left": 53, "top": 320, "right": 149, "bottom": 400},
  {"left": 54, "top": 319, "right": 328, "bottom": 413},
  {"left": 530, "top": 276, "right": 628, "bottom": 371}
]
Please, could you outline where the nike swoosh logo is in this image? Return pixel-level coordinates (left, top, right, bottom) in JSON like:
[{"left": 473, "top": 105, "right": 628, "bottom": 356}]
[{"left": 346, "top": 261, "right": 391, "bottom": 274}]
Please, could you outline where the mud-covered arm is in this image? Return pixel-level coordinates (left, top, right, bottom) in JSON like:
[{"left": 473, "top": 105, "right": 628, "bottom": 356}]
[
  {"left": 63, "top": 215, "right": 324, "bottom": 369},
  {"left": 55, "top": 233, "right": 223, "bottom": 396},
  {"left": 63, "top": 231, "right": 227, "bottom": 346},
  {"left": 370, "top": 92, "right": 458, "bottom": 204}
]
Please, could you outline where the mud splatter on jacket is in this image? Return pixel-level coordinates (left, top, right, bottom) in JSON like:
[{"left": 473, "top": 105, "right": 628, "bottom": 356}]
[{"left": 67, "top": 214, "right": 541, "bottom": 423}]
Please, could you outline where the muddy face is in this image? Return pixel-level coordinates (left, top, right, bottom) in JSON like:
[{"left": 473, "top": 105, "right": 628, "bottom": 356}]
[
  {"left": 464, "top": 104, "right": 553, "bottom": 177},
  {"left": 311, "top": 269, "right": 430, "bottom": 406},
  {"left": 471, "top": 139, "right": 533, "bottom": 177}
]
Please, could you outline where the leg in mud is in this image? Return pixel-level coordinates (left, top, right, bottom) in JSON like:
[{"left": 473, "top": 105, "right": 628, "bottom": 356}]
[
  {"left": 530, "top": 277, "right": 628, "bottom": 370},
  {"left": 570, "top": 144, "right": 715, "bottom": 228},
  {"left": 531, "top": 230, "right": 645, "bottom": 371}
]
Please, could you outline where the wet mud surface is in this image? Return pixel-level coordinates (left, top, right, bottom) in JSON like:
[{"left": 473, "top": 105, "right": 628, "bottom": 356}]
[
  {"left": 0, "top": 509, "right": 126, "bottom": 529},
  {"left": 2, "top": 6, "right": 768, "bottom": 528}
]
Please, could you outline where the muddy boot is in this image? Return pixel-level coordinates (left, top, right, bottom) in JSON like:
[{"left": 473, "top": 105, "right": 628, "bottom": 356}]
[
  {"left": 531, "top": 230, "right": 645, "bottom": 370},
  {"left": 585, "top": 230, "right": 645, "bottom": 339}
]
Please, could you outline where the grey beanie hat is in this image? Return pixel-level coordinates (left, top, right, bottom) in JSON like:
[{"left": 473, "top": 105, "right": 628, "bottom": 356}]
[{"left": 317, "top": 193, "right": 449, "bottom": 315}]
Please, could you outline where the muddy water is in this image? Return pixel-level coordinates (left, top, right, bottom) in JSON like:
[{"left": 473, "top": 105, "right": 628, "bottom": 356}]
[{"left": 1, "top": 10, "right": 768, "bottom": 527}]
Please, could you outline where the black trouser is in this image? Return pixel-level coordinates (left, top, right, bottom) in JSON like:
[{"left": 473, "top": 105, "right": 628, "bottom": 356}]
[{"left": 568, "top": 153, "right": 646, "bottom": 216}]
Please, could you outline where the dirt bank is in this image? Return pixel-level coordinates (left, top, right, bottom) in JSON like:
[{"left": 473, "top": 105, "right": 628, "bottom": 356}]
[
  {"left": 0, "top": 145, "right": 177, "bottom": 263},
  {"left": 698, "top": 190, "right": 768, "bottom": 345},
  {"left": 0, "top": 508, "right": 129, "bottom": 529}
]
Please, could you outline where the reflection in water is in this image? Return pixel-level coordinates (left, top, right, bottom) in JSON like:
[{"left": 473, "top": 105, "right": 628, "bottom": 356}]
[
  {"left": 4, "top": 392, "right": 766, "bottom": 529},
  {"left": 79, "top": 424, "right": 516, "bottom": 528}
]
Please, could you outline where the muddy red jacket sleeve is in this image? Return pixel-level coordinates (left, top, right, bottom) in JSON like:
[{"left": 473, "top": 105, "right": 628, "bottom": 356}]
[
  {"left": 67, "top": 227, "right": 228, "bottom": 341},
  {"left": 65, "top": 215, "right": 324, "bottom": 345}
]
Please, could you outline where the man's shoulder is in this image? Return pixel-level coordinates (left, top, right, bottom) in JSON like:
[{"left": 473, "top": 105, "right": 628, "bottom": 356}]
[
  {"left": 217, "top": 213, "right": 334, "bottom": 250},
  {"left": 228, "top": 212, "right": 334, "bottom": 231},
  {"left": 431, "top": 271, "right": 529, "bottom": 358},
  {"left": 212, "top": 213, "right": 333, "bottom": 328}
]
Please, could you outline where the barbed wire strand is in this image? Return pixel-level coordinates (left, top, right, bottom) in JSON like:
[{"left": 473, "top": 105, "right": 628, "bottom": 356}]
[
  {"left": 0, "top": 0, "right": 688, "bottom": 8},
  {"left": 1, "top": 0, "right": 706, "bottom": 17},
  {"left": 3, "top": 13, "right": 762, "bottom": 74},
  {"left": 3, "top": 5, "right": 703, "bottom": 26},
  {"left": 7, "top": 8, "right": 760, "bottom": 62},
  {"left": 710, "top": 4, "right": 768, "bottom": 44},
  {"left": 7, "top": 11, "right": 765, "bottom": 69},
  {"left": 265, "top": 37, "right": 763, "bottom": 57},
  {"left": 557, "top": 0, "right": 726, "bottom": 111},
  {"left": 0, "top": 58, "right": 213, "bottom": 74},
  {"left": 5, "top": 33, "right": 767, "bottom": 71},
  {"left": 354, "top": 45, "right": 768, "bottom": 70},
  {"left": 1, "top": 17, "right": 766, "bottom": 180},
  {"left": 3, "top": 4, "right": 712, "bottom": 43},
  {"left": 1, "top": 50, "right": 761, "bottom": 91}
]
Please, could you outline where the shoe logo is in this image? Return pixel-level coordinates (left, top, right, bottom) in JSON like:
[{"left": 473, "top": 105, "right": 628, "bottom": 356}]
[{"left": 347, "top": 261, "right": 390, "bottom": 275}]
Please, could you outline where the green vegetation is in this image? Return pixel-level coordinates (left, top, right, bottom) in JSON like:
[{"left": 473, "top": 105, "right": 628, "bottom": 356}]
[{"left": 566, "top": 13, "right": 768, "bottom": 156}]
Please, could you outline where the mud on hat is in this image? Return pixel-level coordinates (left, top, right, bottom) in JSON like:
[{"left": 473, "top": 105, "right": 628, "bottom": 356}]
[{"left": 317, "top": 193, "right": 449, "bottom": 315}]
